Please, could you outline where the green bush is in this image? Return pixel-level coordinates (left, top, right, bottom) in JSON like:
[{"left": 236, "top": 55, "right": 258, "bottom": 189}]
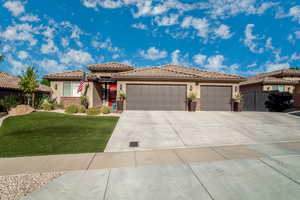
[
  {"left": 65, "top": 105, "right": 79, "bottom": 114},
  {"left": 86, "top": 108, "right": 100, "bottom": 115},
  {"left": 80, "top": 96, "right": 89, "bottom": 108},
  {"left": 78, "top": 105, "right": 86, "bottom": 113},
  {"left": 53, "top": 103, "right": 64, "bottom": 109},
  {"left": 41, "top": 103, "right": 53, "bottom": 111},
  {"left": 0, "top": 95, "right": 21, "bottom": 112},
  {"left": 100, "top": 106, "right": 111, "bottom": 114}
]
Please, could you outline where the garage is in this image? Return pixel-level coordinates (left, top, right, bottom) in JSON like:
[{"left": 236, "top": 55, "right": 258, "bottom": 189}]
[
  {"left": 126, "top": 84, "right": 187, "bottom": 111},
  {"left": 200, "top": 86, "right": 232, "bottom": 111}
]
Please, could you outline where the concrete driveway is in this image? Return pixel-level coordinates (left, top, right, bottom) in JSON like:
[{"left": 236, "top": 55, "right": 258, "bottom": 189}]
[{"left": 105, "top": 111, "right": 300, "bottom": 152}]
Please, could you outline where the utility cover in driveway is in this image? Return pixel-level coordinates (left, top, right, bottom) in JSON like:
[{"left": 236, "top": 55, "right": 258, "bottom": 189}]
[
  {"left": 200, "top": 86, "right": 232, "bottom": 111},
  {"left": 126, "top": 84, "right": 187, "bottom": 111}
]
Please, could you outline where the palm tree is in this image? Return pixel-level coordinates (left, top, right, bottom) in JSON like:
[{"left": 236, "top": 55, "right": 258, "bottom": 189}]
[{"left": 19, "top": 66, "right": 39, "bottom": 107}]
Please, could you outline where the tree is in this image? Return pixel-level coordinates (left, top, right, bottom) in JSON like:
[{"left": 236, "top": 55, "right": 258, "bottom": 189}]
[
  {"left": 40, "top": 78, "right": 50, "bottom": 86},
  {"left": 19, "top": 66, "right": 39, "bottom": 107},
  {"left": 0, "top": 41, "right": 4, "bottom": 62}
]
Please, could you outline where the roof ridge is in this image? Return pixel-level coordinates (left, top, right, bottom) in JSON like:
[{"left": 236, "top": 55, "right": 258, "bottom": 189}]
[{"left": 159, "top": 66, "right": 200, "bottom": 78}]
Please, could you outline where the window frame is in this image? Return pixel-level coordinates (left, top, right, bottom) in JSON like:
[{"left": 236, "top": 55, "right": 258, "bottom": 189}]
[{"left": 63, "top": 81, "right": 81, "bottom": 97}]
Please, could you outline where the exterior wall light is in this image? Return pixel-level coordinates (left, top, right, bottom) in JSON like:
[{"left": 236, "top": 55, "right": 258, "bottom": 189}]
[
  {"left": 189, "top": 85, "right": 193, "bottom": 91},
  {"left": 54, "top": 84, "right": 57, "bottom": 90},
  {"left": 120, "top": 84, "right": 123, "bottom": 90},
  {"left": 235, "top": 86, "right": 238, "bottom": 92}
]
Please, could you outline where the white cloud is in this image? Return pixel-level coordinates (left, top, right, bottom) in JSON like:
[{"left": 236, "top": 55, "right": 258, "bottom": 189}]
[
  {"left": 139, "top": 46, "right": 167, "bottom": 60},
  {"left": 214, "top": 24, "right": 232, "bottom": 39},
  {"left": 204, "top": 0, "right": 276, "bottom": 19},
  {"left": 39, "top": 59, "right": 67, "bottom": 73},
  {"left": 154, "top": 14, "right": 179, "bottom": 26},
  {"left": 6, "top": 55, "right": 27, "bottom": 75},
  {"left": 1, "top": 23, "right": 38, "bottom": 46},
  {"left": 81, "top": 0, "right": 198, "bottom": 17},
  {"left": 42, "top": 27, "right": 55, "bottom": 39},
  {"left": 60, "top": 49, "right": 94, "bottom": 65},
  {"left": 289, "top": 6, "right": 300, "bottom": 23},
  {"left": 171, "top": 50, "right": 180, "bottom": 65},
  {"left": 181, "top": 16, "right": 210, "bottom": 38},
  {"left": 3, "top": 1, "right": 25, "bottom": 16},
  {"left": 20, "top": 14, "right": 40, "bottom": 22},
  {"left": 92, "top": 37, "right": 121, "bottom": 52},
  {"left": 61, "top": 37, "right": 69, "bottom": 47},
  {"left": 17, "top": 50, "right": 28, "bottom": 60},
  {"left": 41, "top": 39, "right": 58, "bottom": 54},
  {"left": 204, "top": 55, "right": 226, "bottom": 70},
  {"left": 244, "top": 24, "right": 264, "bottom": 54},
  {"left": 291, "top": 53, "right": 300, "bottom": 61},
  {"left": 193, "top": 54, "right": 207, "bottom": 65},
  {"left": 265, "top": 62, "right": 290, "bottom": 72},
  {"left": 131, "top": 23, "right": 148, "bottom": 30}
]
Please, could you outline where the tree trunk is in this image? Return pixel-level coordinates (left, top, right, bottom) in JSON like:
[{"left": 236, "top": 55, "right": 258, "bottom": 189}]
[{"left": 32, "top": 92, "right": 35, "bottom": 108}]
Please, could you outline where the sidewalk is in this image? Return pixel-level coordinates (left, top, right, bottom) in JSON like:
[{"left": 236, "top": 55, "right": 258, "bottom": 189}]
[{"left": 1, "top": 142, "right": 300, "bottom": 176}]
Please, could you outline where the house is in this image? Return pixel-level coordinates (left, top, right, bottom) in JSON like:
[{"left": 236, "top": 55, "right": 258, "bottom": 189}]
[
  {"left": 44, "top": 62, "right": 246, "bottom": 111},
  {"left": 0, "top": 71, "right": 51, "bottom": 100},
  {"left": 240, "top": 68, "right": 300, "bottom": 111}
]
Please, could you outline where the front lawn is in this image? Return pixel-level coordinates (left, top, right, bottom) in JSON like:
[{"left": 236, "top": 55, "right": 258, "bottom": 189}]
[{"left": 0, "top": 112, "right": 119, "bottom": 157}]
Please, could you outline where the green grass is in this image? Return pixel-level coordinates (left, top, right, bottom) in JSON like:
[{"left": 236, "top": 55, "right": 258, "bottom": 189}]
[{"left": 0, "top": 112, "right": 119, "bottom": 157}]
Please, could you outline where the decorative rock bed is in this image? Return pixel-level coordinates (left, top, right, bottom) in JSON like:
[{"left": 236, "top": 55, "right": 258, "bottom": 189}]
[
  {"left": 0, "top": 172, "right": 64, "bottom": 200},
  {"left": 8, "top": 105, "right": 35, "bottom": 116}
]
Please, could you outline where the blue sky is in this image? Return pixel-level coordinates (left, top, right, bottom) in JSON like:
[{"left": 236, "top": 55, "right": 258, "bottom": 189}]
[{"left": 0, "top": 0, "right": 300, "bottom": 77}]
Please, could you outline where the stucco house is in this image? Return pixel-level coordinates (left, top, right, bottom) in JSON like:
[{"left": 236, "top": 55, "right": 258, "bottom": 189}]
[
  {"left": 240, "top": 68, "right": 300, "bottom": 111},
  {"left": 44, "top": 62, "right": 246, "bottom": 111}
]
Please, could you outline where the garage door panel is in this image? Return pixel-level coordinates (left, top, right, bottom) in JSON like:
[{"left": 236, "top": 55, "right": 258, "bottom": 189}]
[
  {"left": 201, "top": 86, "right": 232, "bottom": 111},
  {"left": 126, "top": 84, "right": 186, "bottom": 111}
]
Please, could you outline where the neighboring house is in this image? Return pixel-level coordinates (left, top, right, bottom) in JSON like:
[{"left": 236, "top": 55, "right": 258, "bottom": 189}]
[
  {"left": 0, "top": 71, "right": 51, "bottom": 100},
  {"left": 44, "top": 62, "right": 246, "bottom": 111},
  {"left": 240, "top": 68, "right": 300, "bottom": 111}
]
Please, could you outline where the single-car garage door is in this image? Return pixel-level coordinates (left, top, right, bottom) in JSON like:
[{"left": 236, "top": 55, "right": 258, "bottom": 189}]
[
  {"left": 200, "top": 86, "right": 232, "bottom": 111},
  {"left": 126, "top": 84, "right": 186, "bottom": 111}
]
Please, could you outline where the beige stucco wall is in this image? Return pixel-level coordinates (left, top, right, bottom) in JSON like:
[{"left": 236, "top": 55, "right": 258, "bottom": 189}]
[{"left": 50, "top": 81, "right": 63, "bottom": 103}]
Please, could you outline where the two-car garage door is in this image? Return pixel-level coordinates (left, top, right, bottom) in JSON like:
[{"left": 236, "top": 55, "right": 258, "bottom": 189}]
[
  {"left": 126, "top": 84, "right": 232, "bottom": 111},
  {"left": 126, "top": 84, "right": 186, "bottom": 111}
]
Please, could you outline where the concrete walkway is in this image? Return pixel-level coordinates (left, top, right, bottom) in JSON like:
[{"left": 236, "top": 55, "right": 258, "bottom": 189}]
[
  {"left": 23, "top": 154, "right": 300, "bottom": 200},
  {"left": 1, "top": 141, "right": 300, "bottom": 176}
]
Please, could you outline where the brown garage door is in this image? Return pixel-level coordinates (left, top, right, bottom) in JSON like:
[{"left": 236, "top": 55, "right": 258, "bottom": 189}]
[
  {"left": 200, "top": 86, "right": 232, "bottom": 111},
  {"left": 126, "top": 84, "right": 187, "bottom": 111}
]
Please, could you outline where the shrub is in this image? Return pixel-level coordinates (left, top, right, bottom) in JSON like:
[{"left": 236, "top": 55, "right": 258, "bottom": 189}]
[
  {"left": 100, "top": 106, "right": 111, "bottom": 114},
  {"left": 86, "top": 108, "right": 100, "bottom": 115},
  {"left": 53, "top": 103, "right": 64, "bottom": 109},
  {"left": 65, "top": 105, "right": 79, "bottom": 114},
  {"left": 78, "top": 105, "right": 86, "bottom": 113},
  {"left": 80, "top": 96, "right": 89, "bottom": 108},
  {"left": 41, "top": 103, "right": 53, "bottom": 111},
  {"left": 265, "top": 92, "right": 293, "bottom": 112},
  {"left": 0, "top": 95, "right": 21, "bottom": 112}
]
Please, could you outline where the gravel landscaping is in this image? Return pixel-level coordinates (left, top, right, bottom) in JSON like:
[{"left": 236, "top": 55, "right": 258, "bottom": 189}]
[{"left": 0, "top": 172, "right": 64, "bottom": 200}]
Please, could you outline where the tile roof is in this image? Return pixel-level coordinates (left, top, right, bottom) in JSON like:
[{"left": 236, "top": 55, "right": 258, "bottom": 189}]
[
  {"left": 241, "top": 68, "right": 300, "bottom": 86},
  {"left": 0, "top": 71, "right": 51, "bottom": 92},
  {"left": 86, "top": 62, "right": 134, "bottom": 72},
  {"left": 240, "top": 77, "right": 299, "bottom": 85},
  {"left": 113, "top": 64, "right": 246, "bottom": 82},
  {"left": 44, "top": 70, "right": 97, "bottom": 80}
]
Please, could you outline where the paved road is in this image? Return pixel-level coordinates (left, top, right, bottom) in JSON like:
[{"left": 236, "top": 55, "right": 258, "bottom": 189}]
[{"left": 105, "top": 111, "right": 300, "bottom": 152}]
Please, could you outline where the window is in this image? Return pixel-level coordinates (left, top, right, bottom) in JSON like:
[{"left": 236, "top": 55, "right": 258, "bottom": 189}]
[
  {"left": 272, "top": 85, "right": 285, "bottom": 92},
  {"left": 63, "top": 82, "right": 81, "bottom": 97}
]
